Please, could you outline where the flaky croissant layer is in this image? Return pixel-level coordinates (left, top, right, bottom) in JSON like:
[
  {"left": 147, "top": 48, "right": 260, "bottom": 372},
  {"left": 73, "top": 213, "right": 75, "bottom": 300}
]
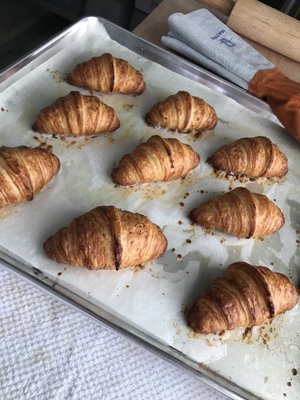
[
  {"left": 111, "top": 135, "right": 200, "bottom": 185},
  {"left": 32, "top": 91, "right": 120, "bottom": 136},
  {"left": 0, "top": 146, "right": 60, "bottom": 207},
  {"left": 44, "top": 206, "right": 168, "bottom": 270},
  {"left": 189, "top": 187, "right": 284, "bottom": 238},
  {"left": 188, "top": 262, "right": 298, "bottom": 334},
  {"left": 67, "top": 53, "right": 145, "bottom": 94},
  {"left": 145, "top": 91, "right": 217, "bottom": 134},
  {"left": 207, "top": 136, "right": 288, "bottom": 178}
]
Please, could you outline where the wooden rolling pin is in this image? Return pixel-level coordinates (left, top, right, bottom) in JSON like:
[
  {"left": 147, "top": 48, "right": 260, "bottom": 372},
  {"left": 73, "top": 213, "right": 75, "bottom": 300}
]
[{"left": 227, "top": 0, "right": 300, "bottom": 64}]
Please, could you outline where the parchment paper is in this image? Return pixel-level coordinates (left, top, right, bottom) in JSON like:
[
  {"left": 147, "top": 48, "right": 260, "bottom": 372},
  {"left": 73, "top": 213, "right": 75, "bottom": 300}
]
[{"left": 0, "top": 21, "right": 299, "bottom": 400}]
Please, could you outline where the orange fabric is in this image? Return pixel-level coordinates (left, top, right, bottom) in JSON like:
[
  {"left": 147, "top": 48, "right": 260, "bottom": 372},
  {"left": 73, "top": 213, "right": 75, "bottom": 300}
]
[{"left": 248, "top": 68, "right": 300, "bottom": 141}]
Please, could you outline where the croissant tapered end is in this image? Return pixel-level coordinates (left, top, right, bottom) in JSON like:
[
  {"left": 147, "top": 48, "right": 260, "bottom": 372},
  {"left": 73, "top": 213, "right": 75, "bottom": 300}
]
[
  {"left": 111, "top": 135, "right": 200, "bottom": 185},
  {"left": 44, "top": 206, "right": 168, "bottom": 270},
  {"left": 145, "top": 91, "right": 217, "bottom": 134},
  {"left": 32, "top": 91, "right": 120, "bottom": 136},
  {"left": 189, "top": 187, "right": 284, "bottom": 238},
  {"left": 0, "top": 146, "right": 60, "bottom": 207},
  {"left": 67, "top": 53, "right": 146, "bottom": 95},
  {"left": 207, "top": 136, "right": 288, "bottom": 178},
  {"left": 187, "top": 262, "right": 299, "bottom": 334}
]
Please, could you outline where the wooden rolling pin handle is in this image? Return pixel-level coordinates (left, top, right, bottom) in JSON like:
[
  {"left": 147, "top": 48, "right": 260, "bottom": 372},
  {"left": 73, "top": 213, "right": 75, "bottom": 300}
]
[{"left": 227, "top": 0, "right": 300, "bottom": 64}]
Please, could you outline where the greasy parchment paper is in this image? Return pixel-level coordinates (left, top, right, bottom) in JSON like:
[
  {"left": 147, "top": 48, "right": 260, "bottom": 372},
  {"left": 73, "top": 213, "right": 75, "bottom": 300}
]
[{"left": 0, "top": 20, "right": 299, "bottom": 400}]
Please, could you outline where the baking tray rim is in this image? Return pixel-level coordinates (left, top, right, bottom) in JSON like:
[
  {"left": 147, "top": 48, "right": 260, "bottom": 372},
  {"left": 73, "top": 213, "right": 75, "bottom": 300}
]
[{"left": 0, "top": 15, "right": 279, "bottom": 400}]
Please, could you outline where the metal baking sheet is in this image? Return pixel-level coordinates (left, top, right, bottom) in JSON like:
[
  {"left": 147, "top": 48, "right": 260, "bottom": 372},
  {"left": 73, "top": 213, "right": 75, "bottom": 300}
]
[{"left": 0, "top": 17, "right": 299, "bottom": 400}]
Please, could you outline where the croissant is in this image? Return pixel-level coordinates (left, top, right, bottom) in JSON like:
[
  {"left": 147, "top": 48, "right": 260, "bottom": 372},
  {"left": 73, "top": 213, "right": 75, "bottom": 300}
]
[
  {"left": 145, "top": 91, "right": 217, "bottom": 134},
  {"left": 32, "top": 91, "right": 120, "bottom": 136},
  {"left": 111, "top": 135, "right": 200, "bottom": 185},
  {"left": 207, "top": 136, "right": 288, "bottom": 178},
  {"left": 44, "top": 206, "right": 168, "bottom": 270},
  {"left": 189, "top": 187, "right": 284, "bottom": 238},
  {"left": 188, "top": 261, "right": 299, "bottom": 334},
  {"left": 0, "top": 146, "right": 60, "bottom": 207},
  {"left": 67, "top": 53, "right": 145, "bottom": 95}
]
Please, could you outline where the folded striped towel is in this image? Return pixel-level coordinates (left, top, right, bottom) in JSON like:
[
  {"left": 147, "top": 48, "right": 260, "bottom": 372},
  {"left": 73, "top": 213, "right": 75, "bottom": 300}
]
[{"left": 161, "top": 9, "right": 274, "bottom": 89}]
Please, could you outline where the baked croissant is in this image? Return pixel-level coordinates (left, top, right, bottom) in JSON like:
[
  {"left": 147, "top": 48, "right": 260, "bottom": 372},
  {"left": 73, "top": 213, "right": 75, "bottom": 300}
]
[
  {"left": 207, "top": 136, "right": 288, "bottom": 178},
  {"left": 67, "top": 53, "right": 145, "bottom": 95},
  {"left": 189, "top": 187, "right": 284, "bottom": 238},
  {"left": 188, "top": 261, "right": 298, "bottom": 334},
  {"left": 32, "top": 91, "right": 120, "bottom": 136},
  {"left": 111, "top": 135, "right": 200, "bottom": 185},
  {"left": 44, "top": 206, "right": 168, "bottom": 270},
  {"left": 0, "top": 146, "right": 60, "bottom": 207},
  {"left": 145, "top": 91, "right": 217, "bottom": 133}
]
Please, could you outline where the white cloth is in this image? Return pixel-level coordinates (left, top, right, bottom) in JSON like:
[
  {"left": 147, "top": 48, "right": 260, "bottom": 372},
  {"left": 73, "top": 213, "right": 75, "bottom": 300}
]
[
  {"left": 161, "top": 10, "right": 274, "bottom": 89},
  {"left": 0, "top": 265, "right": 228, "bottom": 400}
]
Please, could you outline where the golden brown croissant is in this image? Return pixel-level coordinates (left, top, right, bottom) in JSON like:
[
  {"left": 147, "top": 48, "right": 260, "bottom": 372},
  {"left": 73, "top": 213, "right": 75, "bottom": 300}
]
[
  {"left": 0, "top": 146, "right": 60, "bottom": 207},
  {"left": 67, "top": 53, "right": 145, "bottom": 95},
  {"left": 111, "top": 135, "right": 200, "bottom": 185},
  {"left": 145, "top": 91, "right": 217, "bottom": 133},
  {"left": 32, "top": 91, "right": 120, "bottom": 136},
  {"left": 188, "top": 261, "right": 299, "bottom": 334},
  {"left": 189, "top": 187, "right": 284, "bottom": 238},
  {"left": 207, "top": 136, "right": 288, "bottom": 178},
  {"left": 44, "top": 206, "right": 168, "bottom": 270}
]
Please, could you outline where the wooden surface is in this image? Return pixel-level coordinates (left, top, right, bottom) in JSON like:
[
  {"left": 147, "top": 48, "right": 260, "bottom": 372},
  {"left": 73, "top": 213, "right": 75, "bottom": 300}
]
[
  {"left": 194, "top": 0, "right": 235, "bottom": 16},
  {"left": 134, "top": 0, "right": 300, "bottom": 82},
  {"left": 228, "top": 0, "right": 300, "bottom": 64},
  {"left": 133, "top": 0, "right": 201, "bottom": 47}
]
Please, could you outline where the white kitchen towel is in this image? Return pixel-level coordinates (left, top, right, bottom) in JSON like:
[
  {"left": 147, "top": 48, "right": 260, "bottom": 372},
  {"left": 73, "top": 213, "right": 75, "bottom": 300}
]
[
  {"left": 0, "top": 265, "right": 228, "bottom": 400},
  {"left": 161, "top": 9, "right": 274, "bottom": 89}
]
